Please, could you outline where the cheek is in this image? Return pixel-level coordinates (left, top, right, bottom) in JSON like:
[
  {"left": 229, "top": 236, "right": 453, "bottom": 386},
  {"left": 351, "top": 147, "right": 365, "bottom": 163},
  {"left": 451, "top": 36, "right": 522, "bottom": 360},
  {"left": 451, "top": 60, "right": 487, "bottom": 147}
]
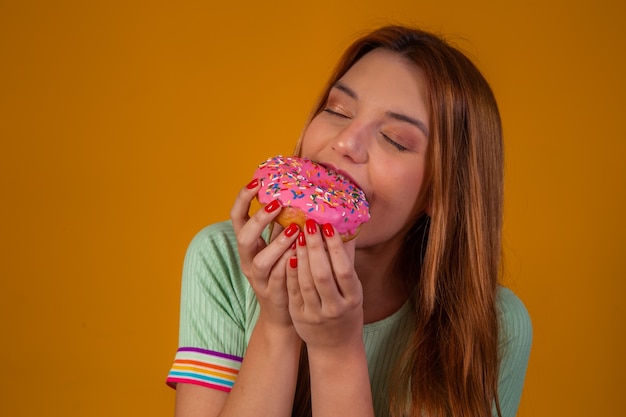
[
  {"left": 368, "top": 165, "right": 426, "bottom": 226},
  {"left": 300, "top": 118, "right": 328, "bottom": 156},
  {"left": 377, "top": 165, "right": 424, "bottom": 204}
]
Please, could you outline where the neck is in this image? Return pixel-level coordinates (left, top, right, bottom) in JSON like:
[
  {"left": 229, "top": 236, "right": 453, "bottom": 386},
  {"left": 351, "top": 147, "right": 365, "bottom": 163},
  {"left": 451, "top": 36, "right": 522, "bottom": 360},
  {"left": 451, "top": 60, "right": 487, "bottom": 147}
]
[{"left": 355, "top": 240, "right": 409, "bottom": 324}]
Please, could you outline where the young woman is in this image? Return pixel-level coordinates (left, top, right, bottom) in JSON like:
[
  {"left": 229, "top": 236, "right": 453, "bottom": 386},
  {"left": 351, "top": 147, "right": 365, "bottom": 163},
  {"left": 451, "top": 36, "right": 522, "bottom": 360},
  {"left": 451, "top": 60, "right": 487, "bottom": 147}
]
[{"left": 167, "top": 25, "right": 532, "bottom": 417}]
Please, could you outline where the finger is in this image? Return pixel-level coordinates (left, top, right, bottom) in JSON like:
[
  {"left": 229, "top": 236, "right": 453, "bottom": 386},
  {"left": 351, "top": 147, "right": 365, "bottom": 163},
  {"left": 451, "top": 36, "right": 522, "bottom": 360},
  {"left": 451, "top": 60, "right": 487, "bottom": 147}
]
[
  {"left": 265, "top": 227, "right": 299, "bottom": 292},
  {"left": 249, "top": 223, "right": 300, "bottom": 281},
  {"left": 235, "top": 196, "right": 282, "bottom": 258},
  {"left": 261, "top": 247, "right": 293, "bottom": 310},
  {"left": 322, "top": 223, "right": 361, "bottom": 302},
  {"left": 302, "top": 220, "right": 342, "bottom": 304},
  {"left": 286, "top": 253, "right": 303, "bottom": 310},
  {"left": 295, "top": 231, "right": 322, "bottom": 309},
  {"left": 230, "top": 178, "right": 262, "bottom": 233}
]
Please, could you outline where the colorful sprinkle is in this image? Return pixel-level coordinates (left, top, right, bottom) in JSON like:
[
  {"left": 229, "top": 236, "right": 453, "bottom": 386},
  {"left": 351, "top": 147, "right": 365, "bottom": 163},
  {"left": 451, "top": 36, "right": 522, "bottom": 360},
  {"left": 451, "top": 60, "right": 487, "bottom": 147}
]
[{"left": 253, "top": 155, "right": 370, "bottom": 235}]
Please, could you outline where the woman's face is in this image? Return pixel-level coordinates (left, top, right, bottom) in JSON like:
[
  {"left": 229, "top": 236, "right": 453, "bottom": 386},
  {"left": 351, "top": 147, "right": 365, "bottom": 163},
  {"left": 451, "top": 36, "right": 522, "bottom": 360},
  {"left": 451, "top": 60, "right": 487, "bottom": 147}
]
[{"left": 301, "top": 48, "right": 430, "bottom": 250}]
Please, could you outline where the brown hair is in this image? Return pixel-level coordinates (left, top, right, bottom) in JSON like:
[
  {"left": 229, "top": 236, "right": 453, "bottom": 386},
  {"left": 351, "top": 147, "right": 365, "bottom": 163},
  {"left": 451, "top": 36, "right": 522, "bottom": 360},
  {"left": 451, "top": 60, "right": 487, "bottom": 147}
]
[{"left": 293, "top": 25, "right": 504, "bottom": 417}]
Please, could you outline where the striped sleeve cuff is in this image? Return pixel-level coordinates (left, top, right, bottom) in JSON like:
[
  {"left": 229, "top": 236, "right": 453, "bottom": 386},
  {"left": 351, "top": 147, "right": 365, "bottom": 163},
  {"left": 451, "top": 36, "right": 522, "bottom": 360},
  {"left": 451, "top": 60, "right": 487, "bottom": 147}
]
[{"left": 166, "top": 347, "right": 243, "bottom": 392}]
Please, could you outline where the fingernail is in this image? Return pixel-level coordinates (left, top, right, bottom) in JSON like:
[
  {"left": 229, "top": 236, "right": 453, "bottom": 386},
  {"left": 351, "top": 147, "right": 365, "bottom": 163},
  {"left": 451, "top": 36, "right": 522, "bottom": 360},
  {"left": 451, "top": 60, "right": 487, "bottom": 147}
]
[
  {"left": 297, "top": 231, "right": 306, "bottom": 246},
  {"left": 322, "top": 223, "right": 335, "bottom": 238},
  {"left": 289, "top": 257, "right": 298, "bottom": 269},
  {"left": 264, "top": 199, "right": 281, "bottom": 213},
  {"left": 246, "top": 178, "right": 259, "bottom": 189},
  {"left": 306, "top": 219, "right": 317, "bottom": 235},
  {"left": 291, "top": 241, "right": 297, "bottom": 250},
  {"left": 284, "top": 223, "right": 299, "bottom": 237}
]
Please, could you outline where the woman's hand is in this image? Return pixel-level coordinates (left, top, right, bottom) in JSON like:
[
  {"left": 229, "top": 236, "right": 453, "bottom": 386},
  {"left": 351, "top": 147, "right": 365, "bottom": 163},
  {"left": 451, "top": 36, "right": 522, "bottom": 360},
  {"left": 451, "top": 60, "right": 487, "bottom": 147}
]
[
  {"left": 286, "top": 220, "right": 364, "bottom": 350},
  {"left": 230, "top": 179, "right": 300, "bottom": 328}
]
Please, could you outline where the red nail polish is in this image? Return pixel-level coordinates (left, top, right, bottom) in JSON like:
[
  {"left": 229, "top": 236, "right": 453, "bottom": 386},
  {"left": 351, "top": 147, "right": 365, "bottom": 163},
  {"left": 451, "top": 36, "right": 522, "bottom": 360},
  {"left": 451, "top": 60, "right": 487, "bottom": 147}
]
[
  {"left": 284, "top": 223, "right": 299, "bottom": 237},
  {"left": 306, "top": 219, "right": 317, "bottom": 235},
  {"left": 246, "top": 178, "right": 259, "bottom": 189},
  {"left": 264, "top": 199, "right": 281, "bottom": 213},
  {"left": 289, "top": 257, "right": 298, "bottom": 269},
  {"left": 297, "top": 231, "right": 306, "bottom": 246},
  {"left": 322, "top": 223, "right": 335, "bottom": 238},
  {"left": 291, "top": 241, "right": 297, "bottom": 251}
]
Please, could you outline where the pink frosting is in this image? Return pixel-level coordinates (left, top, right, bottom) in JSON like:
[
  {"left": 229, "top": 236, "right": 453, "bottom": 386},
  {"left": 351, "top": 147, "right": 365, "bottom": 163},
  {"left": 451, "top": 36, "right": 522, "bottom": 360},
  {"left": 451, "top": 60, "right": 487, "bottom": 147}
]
[{"left": 254, "top": 155, "right": 370, "bottom": 235}]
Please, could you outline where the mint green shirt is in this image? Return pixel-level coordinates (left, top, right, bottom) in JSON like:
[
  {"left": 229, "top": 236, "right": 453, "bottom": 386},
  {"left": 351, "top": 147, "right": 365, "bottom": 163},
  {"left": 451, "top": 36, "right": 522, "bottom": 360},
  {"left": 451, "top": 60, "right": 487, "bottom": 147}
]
[{"left": 171, "top": 221, "right": 532, "bottom": 417}]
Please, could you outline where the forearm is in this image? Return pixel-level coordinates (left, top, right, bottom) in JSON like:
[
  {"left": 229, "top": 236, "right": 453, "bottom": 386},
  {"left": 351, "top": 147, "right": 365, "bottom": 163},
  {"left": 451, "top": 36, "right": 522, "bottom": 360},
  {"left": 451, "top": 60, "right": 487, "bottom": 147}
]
[
  {"left": 218, "top": 315, "right": 302, "bottom": 417},
  {"left": 307, "top": 343, "right": 375, "bottom": 417}
]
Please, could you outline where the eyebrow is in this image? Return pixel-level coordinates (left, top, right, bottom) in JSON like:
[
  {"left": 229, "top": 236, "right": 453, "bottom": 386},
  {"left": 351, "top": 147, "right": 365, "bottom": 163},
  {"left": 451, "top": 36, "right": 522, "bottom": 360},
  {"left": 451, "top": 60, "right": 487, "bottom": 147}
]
[
  {"left": 333, "top": 81, "right": 358, "bottom": 99},
  {"left": 332, "top": 81, "right": 430, "bottom": 138},
  {"left": 386, "top": 111, "right": 430, "bottom": 138}
]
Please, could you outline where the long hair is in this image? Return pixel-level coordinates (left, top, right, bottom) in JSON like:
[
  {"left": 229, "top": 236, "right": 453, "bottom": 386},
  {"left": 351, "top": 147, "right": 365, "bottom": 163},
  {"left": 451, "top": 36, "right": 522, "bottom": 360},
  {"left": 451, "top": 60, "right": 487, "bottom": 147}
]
[{"left": 293, "top": 25, "right": 504, "bottom": 417}]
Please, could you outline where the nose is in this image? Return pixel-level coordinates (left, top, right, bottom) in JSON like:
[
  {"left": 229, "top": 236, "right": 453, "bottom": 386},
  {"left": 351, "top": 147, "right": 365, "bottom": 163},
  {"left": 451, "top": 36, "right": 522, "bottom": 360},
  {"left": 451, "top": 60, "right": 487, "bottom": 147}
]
[{"left": 331, "top": 121, "right": 369, "bottom": 164}]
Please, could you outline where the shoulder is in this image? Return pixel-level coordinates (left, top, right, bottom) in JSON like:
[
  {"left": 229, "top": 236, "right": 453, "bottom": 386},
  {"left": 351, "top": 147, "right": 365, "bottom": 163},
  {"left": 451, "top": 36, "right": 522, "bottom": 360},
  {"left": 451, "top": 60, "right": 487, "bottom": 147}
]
[
  {"left": 495, "top": 287, "right": 532, "bottom": 415},
  {"left": 496, "top": 286, "right": 533, "bottom": 363},
  {"left": 182, "top": 220, "right": 242, "bottom": 287},
  {"left": 187, "top": 220, "right": 238, "bottom": 251},
  {"left": 497, "top": 287, "right": 532, "bottom": 331},
  {"left": 186, "top": 221, "right": 270, "bottom": 256},
  {"left": 184, "top": 221, "right": 240, "bottom": 265},
  {"left": 181, "top": 220, "right": 252, "bottom": 311}
]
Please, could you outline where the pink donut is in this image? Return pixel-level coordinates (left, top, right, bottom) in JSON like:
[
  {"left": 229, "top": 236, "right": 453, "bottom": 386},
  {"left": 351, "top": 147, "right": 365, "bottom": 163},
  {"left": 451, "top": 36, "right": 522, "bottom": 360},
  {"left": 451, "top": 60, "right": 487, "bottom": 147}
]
[{"left": 253, "top": 155, "right": 370, "bottom": 241}]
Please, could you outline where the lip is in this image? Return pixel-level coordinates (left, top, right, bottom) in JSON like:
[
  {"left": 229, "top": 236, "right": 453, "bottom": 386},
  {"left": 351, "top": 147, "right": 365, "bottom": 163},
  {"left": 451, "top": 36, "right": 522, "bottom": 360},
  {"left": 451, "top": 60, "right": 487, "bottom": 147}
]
[{"left": 319, "top": 162, "right": 365, "bottom": 192}]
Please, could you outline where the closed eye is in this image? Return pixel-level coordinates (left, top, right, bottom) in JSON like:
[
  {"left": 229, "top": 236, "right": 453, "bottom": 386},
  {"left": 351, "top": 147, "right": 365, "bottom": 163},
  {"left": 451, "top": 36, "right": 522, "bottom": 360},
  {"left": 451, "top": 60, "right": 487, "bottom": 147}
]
[
  {"left": 323, "top": 108, "right": 351, "bottom": 119},
  {"left": 382, "top": 133, "right": 408, "bottom": 152}
]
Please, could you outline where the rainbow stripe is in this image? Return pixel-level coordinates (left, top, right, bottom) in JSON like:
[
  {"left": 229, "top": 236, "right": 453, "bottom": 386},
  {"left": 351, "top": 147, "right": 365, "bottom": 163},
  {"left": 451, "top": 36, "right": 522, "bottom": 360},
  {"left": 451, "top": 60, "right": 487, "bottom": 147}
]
[{"left": 167, "top": 347, "right": 242, "bottom": 392}]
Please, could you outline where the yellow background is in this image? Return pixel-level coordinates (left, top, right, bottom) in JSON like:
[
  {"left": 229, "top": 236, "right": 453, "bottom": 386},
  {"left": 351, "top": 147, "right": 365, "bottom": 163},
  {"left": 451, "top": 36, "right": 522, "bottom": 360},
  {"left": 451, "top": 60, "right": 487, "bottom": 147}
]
[{"left": 1, "top": 0, "right": 624, "bottom": 416}]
